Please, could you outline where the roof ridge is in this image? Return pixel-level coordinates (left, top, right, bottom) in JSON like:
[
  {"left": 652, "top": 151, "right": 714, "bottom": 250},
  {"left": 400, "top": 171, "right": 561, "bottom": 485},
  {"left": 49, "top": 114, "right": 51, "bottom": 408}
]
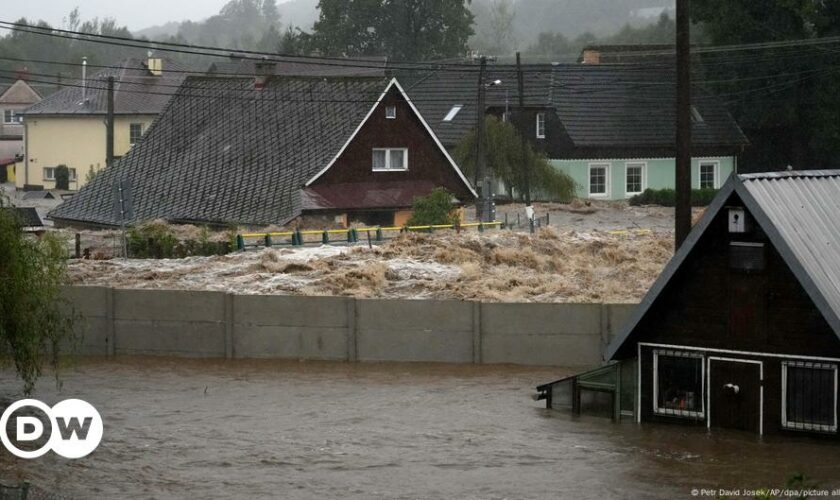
[{"left": 739, "top": 169, "right": 840, "bottom": 180}]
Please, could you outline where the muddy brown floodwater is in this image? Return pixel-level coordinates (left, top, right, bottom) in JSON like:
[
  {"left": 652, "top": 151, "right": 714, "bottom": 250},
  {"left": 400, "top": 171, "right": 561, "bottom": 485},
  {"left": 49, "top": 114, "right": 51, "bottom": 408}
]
[{"left": 1, "top": 358, "right": 840, "bottom": 499}]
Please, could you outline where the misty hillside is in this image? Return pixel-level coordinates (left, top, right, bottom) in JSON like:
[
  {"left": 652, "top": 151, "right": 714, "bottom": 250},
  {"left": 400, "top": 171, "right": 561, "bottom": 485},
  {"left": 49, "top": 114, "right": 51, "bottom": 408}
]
[{"left": 134, "top": 0, "right": 673, "bottom": 48}]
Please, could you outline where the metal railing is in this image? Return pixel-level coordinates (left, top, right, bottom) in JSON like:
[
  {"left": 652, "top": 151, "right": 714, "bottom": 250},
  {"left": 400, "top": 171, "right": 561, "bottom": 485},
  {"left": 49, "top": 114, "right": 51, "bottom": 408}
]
[{"left": 236, "top": 221, "right": 503, "bottom": 251}]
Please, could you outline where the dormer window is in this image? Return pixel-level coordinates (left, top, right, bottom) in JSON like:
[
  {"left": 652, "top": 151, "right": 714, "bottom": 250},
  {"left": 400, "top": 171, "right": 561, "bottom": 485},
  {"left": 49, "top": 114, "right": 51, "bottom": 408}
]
[
  {"left": 691, "top": 106, "right": 704, "bottom": 123},
  {"left": 536, "top": 112, "right": 546, "bottom": 138},
  {"left": 443, "top": 105, "right": 463, "bottom": 122},
  {"left": 385, "top": 106, "right": 397, "bottom": 119}
]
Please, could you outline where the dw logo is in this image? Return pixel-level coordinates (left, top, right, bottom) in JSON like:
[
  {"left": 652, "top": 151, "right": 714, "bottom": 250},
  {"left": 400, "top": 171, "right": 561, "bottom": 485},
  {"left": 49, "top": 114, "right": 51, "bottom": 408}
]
[{"left": 0, "top": 399, "right": 103, "bottom": 459}]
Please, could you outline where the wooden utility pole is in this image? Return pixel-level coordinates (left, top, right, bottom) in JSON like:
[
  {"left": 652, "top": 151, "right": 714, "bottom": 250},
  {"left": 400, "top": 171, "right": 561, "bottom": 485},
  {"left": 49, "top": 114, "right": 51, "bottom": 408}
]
[
  {"left": 516, "top": 52, "right": 534, "bottom": 232},
  {"left": 475, "top": 56, "right": 488, "bottom": 222},
  {"left": 106, "top": 76, "right": 115, "bottom": 168},
  {"left": 675, "top": 0, "right": 692, "bottom": 248}
]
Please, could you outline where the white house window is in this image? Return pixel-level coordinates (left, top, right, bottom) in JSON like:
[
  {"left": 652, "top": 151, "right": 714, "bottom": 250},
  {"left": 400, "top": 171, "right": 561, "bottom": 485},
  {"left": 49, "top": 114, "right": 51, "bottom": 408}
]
[
  {"left": 3, "top": 109, "right": 22, "bottom": 124},
  {"left": 536, "top": 112, "right": 546, "bottom": 139},
  {"left": 442, "top": 105, "right": 463, "bottom": 122},
  {"left": 782, "top": 361, "right": 838, "bottom": 433},
  {"left": 588, "top": 163, "right": 609, "bottom": 196},
  {"left": 43, "top": 167, "right": 55, "bottom": 181},
  {"left": 68, "top": 168, "right": 77, "bottom": 181},
  {"left": 653, "top": 350, "right": 705, "bottom": 419},
  {"left": 385, "top": 106, "right": 397, "bottom": 119},
  {"left": 129, "top": 123, "right": 144, "bottom": 145},
  {"left": 372, "top": 148, "right": 408, "bottom": 171},
  {"left": 699, "top": 161, "right": 718, "bottom": 189},
  {"left": 625, "top": 162, "right": 645, "bottom": 195}
]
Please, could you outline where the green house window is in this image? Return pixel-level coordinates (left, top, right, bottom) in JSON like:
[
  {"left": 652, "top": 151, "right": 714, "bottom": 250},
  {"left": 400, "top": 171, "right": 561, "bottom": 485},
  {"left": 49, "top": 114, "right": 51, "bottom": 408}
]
[
  {"left": 626, "top": 163, "right": 645, "bottom": 195},
  {"left": 589, "top": 164, "right": 609, "bottom": 196}
]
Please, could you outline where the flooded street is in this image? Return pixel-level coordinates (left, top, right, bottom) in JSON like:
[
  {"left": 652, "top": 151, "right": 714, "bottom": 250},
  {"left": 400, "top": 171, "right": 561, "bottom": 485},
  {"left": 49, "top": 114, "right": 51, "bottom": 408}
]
[{"left": 1, "top": 358, "right": 839, "bottom": 499}]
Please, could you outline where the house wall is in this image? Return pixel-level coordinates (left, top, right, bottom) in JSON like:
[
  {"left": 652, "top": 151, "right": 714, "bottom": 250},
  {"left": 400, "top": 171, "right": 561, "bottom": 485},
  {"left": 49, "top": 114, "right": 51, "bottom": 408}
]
[
  {"left": 310, "top": 86, "right": 474, "bottom": 202},
  {"left": 550, "top": 156, "right": 736, "bottom": 200},
  {"left": 0, "top": 80, "right": 41, "bottom": 140},
  {"left": 18, "top": 114, "right": 155, "bottom": 189}
]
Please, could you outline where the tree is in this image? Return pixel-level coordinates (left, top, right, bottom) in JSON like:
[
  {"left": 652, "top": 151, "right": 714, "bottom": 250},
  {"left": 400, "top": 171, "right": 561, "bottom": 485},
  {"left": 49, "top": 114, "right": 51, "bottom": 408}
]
[
  {"left": 691, "top": 1, "right": 840, "bottom": 170},
  {"left": 454, "top": 116, "right": 576, "bottom": 202},
  {"left": 472, "top": 0, "right": 517, "bottom": 56},
  {"left": 0, "top": 196, "right": 76, "bottom": 394},
  {"left": 311, "top": 0, "right": 474, "bottom": 60},
  {"left": 54, "top": 165, "right": 70, "bottom": 190}
]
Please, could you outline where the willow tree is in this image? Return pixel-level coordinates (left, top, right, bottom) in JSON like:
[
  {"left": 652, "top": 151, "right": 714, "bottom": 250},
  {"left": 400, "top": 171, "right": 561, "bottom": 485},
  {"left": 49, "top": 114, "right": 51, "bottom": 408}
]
[
  {"left": 454, "top": 115, "right": 576, "bottom": 202},
  {"left": 0, "top": 197, "right": 76, "bottom": 394}
]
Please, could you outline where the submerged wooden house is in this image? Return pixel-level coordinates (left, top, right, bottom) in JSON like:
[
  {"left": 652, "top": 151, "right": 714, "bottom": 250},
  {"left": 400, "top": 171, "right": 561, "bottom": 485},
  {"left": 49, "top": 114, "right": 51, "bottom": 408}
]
[{"left": 538, "top": 170, "right": 840, "bottom": 436}]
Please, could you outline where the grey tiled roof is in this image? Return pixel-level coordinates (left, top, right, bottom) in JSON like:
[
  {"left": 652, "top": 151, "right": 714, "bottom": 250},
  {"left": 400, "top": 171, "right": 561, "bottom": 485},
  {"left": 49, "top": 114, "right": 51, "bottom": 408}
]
[
  {"left": 24, "top": 58, "right": 196, "bottom": 116},
  {"left": 402, "top": 62, "right": 747, "bottom": 152},
  {"left": 49, "top": 76, "right": 388, "bottom": 226},
  {"left": 552, "top": 64, "right": 747, "bottom": 149},
  {"left": 208, "top": 56, "right": 388, "bottom": 78}
]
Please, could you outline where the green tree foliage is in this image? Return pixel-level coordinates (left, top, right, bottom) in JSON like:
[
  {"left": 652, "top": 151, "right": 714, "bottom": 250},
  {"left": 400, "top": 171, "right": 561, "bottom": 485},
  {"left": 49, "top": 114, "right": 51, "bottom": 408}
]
[
  {"left": 54, "top": 165, "right": 70, "bottom": 190},
  {"left": 691, "top": 1, "right": 840, "bottom": 170},
  {"left": 0, "top": 197, "right": 76, "bottom": 394},
  {"left": 407, "top": 188, "right": 460, "bottom": 226},
  {"left": 454, "top": 116, "right": 576, "bottom": 202},
  {"left": 471, "top": 0, "right": 517, "bottom": 55},
  {"left": 311, "top": 0, "right": 475, "bottom": 60},
  {"left": 526, "top": 13, "right": 684, "bottom": 58}
]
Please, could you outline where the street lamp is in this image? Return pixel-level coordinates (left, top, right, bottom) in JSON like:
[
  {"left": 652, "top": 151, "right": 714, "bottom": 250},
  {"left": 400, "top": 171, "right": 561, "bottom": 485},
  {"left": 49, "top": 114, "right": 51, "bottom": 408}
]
[{"left": 475, "top": 57, "right": 502, "bottom": 223}]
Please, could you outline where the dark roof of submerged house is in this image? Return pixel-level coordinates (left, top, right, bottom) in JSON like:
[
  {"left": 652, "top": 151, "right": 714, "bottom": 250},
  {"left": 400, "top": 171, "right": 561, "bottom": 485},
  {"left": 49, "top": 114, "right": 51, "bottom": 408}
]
[
  {"left": 49, "top": 76, "right": 393, "bottom": 226},
  {"left": 1, "top": 207, "right": 43, "bottom": 228},
  {"left": 23, "top": 57, "right": 196, "bottom": 116},
  {"left": 207, "top": 55, "right": 389, "bottom": 78},
  {"left": 402, "top": 62, "right": 747, "bottom": 151},
  {"left": 607, "top": 170, "right": 840, "bottom": 360}
]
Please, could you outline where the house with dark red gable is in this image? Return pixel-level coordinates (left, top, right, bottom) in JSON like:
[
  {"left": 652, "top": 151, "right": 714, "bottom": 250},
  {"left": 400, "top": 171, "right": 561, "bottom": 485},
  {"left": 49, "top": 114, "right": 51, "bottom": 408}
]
[
  {"left": 303, "top": 79, "right": 476, "bottom": 227},
  {"left": 49, "top": 76, "right": 476, "bottom": 228}
]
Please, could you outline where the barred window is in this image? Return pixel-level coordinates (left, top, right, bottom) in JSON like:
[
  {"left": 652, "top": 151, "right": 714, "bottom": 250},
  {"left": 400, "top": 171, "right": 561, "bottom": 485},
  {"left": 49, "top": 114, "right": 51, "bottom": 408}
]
[
  {"left": 782, "top": 361, "right": 837, "bottom": 432},
  {"left": 654, "top": 350, "right": 705, "bottom": 419}
]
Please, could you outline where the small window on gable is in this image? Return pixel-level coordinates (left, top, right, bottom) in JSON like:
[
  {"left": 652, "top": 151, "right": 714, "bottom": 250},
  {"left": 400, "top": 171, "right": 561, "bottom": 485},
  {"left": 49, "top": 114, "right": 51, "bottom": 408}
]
[
  {"left": 129, "top": 123, "right": 144, "bottom": 145},
  {"left": 385, "top": 106, "right": 397, "bottom": 119},
  {"left": 536, "top": 112, "right": 546, "bottom": 138},
  {"left": 729, "top": 242, "right": 765, "bottom": 272},
  {"left": 443, "top": 105, "right": 463, "bottom": 122}
]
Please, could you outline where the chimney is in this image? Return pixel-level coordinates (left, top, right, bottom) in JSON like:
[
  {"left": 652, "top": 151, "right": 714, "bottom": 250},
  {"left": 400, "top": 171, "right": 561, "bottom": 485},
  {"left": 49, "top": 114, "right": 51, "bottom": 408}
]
[
  {"left": 581, "top": 49, "right": 601, "bottom": 65},
  {"left": 254, "top": 59, "right": 276, "bottom": 90},
  {"left": 147, "top": 51, "right": 163, "bottom": 76}
]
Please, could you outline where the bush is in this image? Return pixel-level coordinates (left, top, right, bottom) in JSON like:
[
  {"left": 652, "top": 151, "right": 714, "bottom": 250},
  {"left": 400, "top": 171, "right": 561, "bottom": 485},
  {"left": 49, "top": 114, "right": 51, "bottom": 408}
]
[
  {"left": 407, "top": 188, "right": 459, "bottom": 226},
  {"left": 54, "top": 164, "right": 70, "bottom": 190},
  {"left": 0, "top": 195, "right": 77, "bottom": 394},
  {"left": 629, "top": 188, "right": 718, "bottom": 207},
  {"left": 127, "top": 221, "right": 231, "bottom": 259}
]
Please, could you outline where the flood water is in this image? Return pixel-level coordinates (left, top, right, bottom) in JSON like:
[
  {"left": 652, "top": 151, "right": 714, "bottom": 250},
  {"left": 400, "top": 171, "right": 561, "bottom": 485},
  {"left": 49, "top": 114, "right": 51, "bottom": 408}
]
[{"left": 1, "top": 358, "right": 840, "bottom": 499}]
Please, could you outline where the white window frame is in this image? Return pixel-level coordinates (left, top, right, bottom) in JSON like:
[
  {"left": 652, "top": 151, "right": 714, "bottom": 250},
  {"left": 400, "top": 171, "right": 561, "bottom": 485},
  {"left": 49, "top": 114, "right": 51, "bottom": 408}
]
[
  {"left": 129, "top": 123, "right": 144, "bottom": 145},
  {"left": 385, "top": 105, "right": 397, "bottom": 119},
  {"left": 3, "top": 109, "right": 22, "bottom": 124},
  {"left": 588, "top": 163, "right": 610, "bottom": 197},
  {"left": 442, "top": 105, "right": 463, "bottom": 122},
  {"left": 69, "top": 168, "right": 77, "bottom": 182},
  {"left": 698, "top": 160, "right": 720, "bottom": 189},
  {"left": 372, "top": 148, "right": 408, "bottom": 172},
  {"left": 43, "top": 167, "right": 55, "bottom": 181},
  {"left": 653, "top": 349, "right": 706, "bottom": 419},
  {"left": 624, "top": 162, "right": 646, "bottom": 196},
  {"left": 781, "top": 361, "right": 838, "bottom": 433},
  {"left": 535, "top": 112, "right": 546, "bottom": 139}
]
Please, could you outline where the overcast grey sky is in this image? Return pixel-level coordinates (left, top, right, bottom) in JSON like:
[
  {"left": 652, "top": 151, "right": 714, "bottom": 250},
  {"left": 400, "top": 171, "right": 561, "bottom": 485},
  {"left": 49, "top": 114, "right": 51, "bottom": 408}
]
[{"left": 1, "top": 0, "right": 244, "bottom": 31}]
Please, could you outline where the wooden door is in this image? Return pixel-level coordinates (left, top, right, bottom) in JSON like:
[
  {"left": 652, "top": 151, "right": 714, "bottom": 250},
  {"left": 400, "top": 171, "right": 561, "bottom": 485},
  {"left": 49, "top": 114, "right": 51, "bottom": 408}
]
[{"left": 709, "top": 358, "right": 763, "bottom": 433}]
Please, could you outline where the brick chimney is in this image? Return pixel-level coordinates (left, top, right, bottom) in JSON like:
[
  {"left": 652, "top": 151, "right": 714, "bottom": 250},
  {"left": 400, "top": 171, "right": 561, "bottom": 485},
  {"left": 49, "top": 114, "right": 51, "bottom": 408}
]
[
  {"left": 254, "top": 60, "right": 276, "bottom": 90},
  {"left": 581, "top": 49, "right": 601, "bottom": 65}
]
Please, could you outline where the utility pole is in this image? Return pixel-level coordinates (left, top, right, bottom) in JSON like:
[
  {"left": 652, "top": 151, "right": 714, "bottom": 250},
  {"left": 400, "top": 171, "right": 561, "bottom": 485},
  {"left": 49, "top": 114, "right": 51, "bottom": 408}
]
[
  {"left": 516, "top": 52, "right": 534, "bottom": 233},
  {"left": 675, "top": 0, "right": 692, "bottom": 248},
  {"left": 106, "top": 76, "right": 115, "bottom": 168},
  {"left": 475, "top": 56, "right": 488, "bottom": 222}
]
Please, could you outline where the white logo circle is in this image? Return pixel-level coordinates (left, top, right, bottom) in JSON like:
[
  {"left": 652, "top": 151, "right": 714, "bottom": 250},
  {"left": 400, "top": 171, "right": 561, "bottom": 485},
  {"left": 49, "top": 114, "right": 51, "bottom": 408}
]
[{"left": 0, "top": 398, "right": 102, "bottom": 459}]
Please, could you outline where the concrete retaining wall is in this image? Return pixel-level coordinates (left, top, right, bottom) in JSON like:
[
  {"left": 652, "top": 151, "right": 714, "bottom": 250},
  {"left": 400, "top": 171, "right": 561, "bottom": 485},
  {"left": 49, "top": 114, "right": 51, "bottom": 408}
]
[{"left": 63, "top": 286, "right": 638, "bottom": 367}]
